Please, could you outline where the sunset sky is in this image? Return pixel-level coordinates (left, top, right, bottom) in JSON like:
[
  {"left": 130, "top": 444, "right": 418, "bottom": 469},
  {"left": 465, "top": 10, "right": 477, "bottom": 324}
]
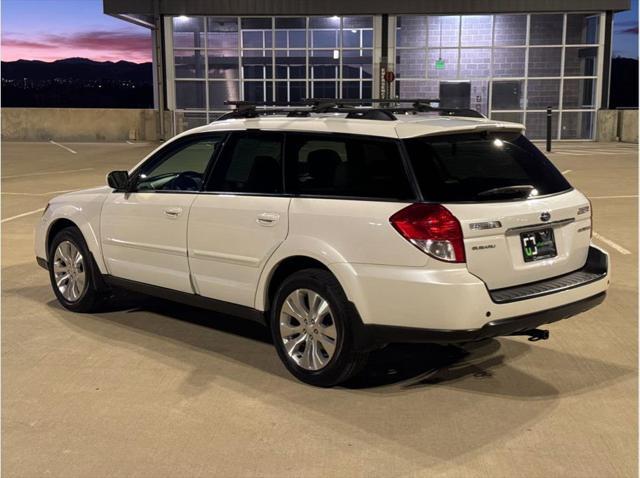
[
  {"left": 2, "top": 0, "right": 152, "bottom": 63},
  {"left": 1, "top": 0, "right": 638, "bottom": 63}
]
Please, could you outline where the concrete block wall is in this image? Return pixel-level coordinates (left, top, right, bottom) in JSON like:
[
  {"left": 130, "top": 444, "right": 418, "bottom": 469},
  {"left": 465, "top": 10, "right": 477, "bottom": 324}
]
[
  {"left": 1, "top": 108, "right": 183, "bottom": 141},
  {"left": 596, "top": 109, "right": 638, "bottom": 143}
]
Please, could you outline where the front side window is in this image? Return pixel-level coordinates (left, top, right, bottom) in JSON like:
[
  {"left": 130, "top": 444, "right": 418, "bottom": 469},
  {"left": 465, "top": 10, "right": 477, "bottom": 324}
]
[
  {"left": 206, "top": 132, "right": 284, "bottom": 193},
  {"left": 135, "top": 135, "right": 225, "bottom": 192},
  {"left": 285, "top": 133, "right": 414, "bottom": 200},
  {"left": 404, "top": 132, "right": 571, "bottom": 202}
]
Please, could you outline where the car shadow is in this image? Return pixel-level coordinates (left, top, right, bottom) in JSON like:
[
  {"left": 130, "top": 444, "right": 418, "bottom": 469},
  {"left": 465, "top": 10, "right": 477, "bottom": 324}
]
[{"left": 44, "top": 292, "right": 634, "bottom": 398}]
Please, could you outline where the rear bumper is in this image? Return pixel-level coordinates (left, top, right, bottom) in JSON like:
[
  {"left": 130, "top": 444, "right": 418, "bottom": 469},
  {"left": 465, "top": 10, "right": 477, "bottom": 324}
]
[
  {"left": 334, "top": 245, "right": 610, "bottom": 346},
  {"left": 355, "top": 291, "right": 606, "bottom": 349}
]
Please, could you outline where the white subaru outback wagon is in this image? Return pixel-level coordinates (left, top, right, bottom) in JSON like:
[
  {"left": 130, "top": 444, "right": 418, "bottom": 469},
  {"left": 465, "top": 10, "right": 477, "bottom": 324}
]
[{"left": 35, "top": 101, "right": 610, "bottom": 386}]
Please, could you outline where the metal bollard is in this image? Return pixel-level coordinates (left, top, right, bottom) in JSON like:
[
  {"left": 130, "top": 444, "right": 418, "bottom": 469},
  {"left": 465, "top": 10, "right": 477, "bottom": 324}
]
[{"left": 546, "top": 106, "right": 552, "bottom": 152}]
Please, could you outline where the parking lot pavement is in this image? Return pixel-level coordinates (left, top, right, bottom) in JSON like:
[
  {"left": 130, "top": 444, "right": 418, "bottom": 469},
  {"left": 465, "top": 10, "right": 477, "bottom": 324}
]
[{"left": 1, "top": 140, "right": 638, "bottom": 477}]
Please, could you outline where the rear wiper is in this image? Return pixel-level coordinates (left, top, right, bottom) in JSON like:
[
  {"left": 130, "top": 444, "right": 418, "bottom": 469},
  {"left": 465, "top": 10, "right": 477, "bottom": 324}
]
[{"left": 477, "top": 185, "right": 535, "bottom": 198}]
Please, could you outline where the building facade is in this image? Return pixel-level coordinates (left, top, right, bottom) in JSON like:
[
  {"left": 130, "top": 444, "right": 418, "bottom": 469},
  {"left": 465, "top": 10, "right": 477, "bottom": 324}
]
[{"left": 105, "top": 0, "right": 629, "bottom": 139}]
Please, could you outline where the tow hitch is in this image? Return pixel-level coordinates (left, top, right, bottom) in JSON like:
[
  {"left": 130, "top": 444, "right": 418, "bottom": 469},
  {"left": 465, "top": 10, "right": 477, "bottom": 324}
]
[{"left": 510, "top": 329, "right": 550, "bottom": 341}]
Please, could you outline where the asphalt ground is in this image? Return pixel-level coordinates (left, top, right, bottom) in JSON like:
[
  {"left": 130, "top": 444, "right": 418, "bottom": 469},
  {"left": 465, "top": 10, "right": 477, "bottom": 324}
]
[{"left": 1, "top": 139, "right": 638, "bottom": 477}]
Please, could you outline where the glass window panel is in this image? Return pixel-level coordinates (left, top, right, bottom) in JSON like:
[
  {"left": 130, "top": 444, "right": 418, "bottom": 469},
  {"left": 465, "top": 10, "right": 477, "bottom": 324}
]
[
  {"left": 491, "top": 80, "right": 524, "bottom": 110},
  {"left": 397, "top": 16, "right": 428, "bottom": 48},
  {"left": 564, "top": 47, "right": 598, "bottom": 76},
  {"left": 460, "top": 15, "right": 493, "bottom": 47},
  {"left": 208, "top": 51, "right": 239, "bottom": 79},
  {"left": 242, "top": 52, "right": 273, "bottom": 79},
  {"left": 427, "top": 49, "right": 458, "bottom": 79},
  {"left": 528, "top": 47, "right": 562, "bottom": 77},
  {"left": 527, "top": 79, "right": 560, "bottom": 109},
  {"left": 459, "top": 48, "right": 491, "bottom": 78},
  {"left": 566, "top": 14, "right": 599, "bottom": 44},
  {"left": 242, "top": 31, "right": 266, "bottom": 48},
  {"left": 562, "top": 79, "right": 597, "bottom": 109},
  {"left": 207, "top": 17, "right": 238, "bottom": 49},
  {"left": 396, "top": 49, "right": 426, "bottom": 78},
  {"left": 342, "top": 50, "right": 372, "bottom": 79},
  {"left": 561, "top": 112, "right": 595, "bottom": 139},
  {"left": 275, "top": 81, "right": 306, "bottom": 103},
  {"left": 428, "top": 16, "right": 460, "bottom": 47},
  {"left": 490, "top": 112, "right": 524, "bottom": 123},
  {"left": 362, "top": 30, "right": 373, "bottom": 48},
  {"left": 311, "top": 30, "right": 338, "bottom": 48},
  {"left": 343, "top": 16, "right": 372, "bottom": 29},
  {"left": 275, "top": 31, "right": 287, "bottom": 48},
  {"left": 173, "top": 17, "right": 205, "bottom": 48},
  {"left": 309, "top": 16, "right": 341, "bottom": 29},
  {"left": 275, "top": 50, "right": 306, "bottom": 79},
  {"left": 182, "top": 112, "right": 208, "bottom": 129},
  {"left": 493, "top": 14, "right": 526, "bottom": 46},
  {"left": 310, "top": 50, "right": 338, "bottom": 79},
  {"left": 342, "top": 29, "right": 361, "bottom": 48},
  {"left": 209, "top": 81, "right": 239, "bottom": 109},
  {"left": 289, "top": 31, "right": 306, "bottom": 48},
  {"left": 175, "top": 81, "right": 206, "bottom": 109},
  {"left": 243, "top": 81, "right": 273, "bottom": 102},
  {"left": 175, "top": 50, "right": 206, "bottom": 79},
  {"left": 395, "top": 79, "right": 439, "bottom": 99},
  {"left": 492, "top": 48, "right": 526, "bottom": 77},
  {"left": 311, "top": 81, "right": 337, "bottom": 98},
  {"left": 526, "top": 112, "right": 559, "bottom": 140},
  {"left": 275, "top": 17, "right": 306, "bottom": 29},
  {"left": 241, "top": 18, "right": 272, "bottom": 29},
  {"left": 530, "top": 14, "right": 563, "bottom": 45}
]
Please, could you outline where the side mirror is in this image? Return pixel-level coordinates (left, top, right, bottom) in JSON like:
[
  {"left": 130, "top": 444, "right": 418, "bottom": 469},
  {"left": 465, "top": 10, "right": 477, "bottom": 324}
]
[{"left": 107, "top": 170, "right": 129, "bottom": 190}]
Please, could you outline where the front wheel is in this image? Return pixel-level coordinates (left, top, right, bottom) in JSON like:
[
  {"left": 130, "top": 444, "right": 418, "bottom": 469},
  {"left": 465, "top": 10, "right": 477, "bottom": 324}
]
[
  {"left": 48, "top": 227, "right": 108, "bottom": 312},
  {"left": 270, "top": 269, "right": 368, "bottom": 387}
]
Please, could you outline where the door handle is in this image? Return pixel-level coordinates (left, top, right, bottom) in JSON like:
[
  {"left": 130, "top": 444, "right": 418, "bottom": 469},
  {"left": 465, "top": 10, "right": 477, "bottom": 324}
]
[
  {"left": 164, "top": 207, "right": 183, "bottom": 218},
  {"left": 256, "top": 212, "right": 280, "bottom": 226}
]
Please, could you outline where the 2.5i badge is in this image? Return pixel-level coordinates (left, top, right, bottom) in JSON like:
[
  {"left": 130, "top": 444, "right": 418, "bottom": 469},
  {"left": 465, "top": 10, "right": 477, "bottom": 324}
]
[{"left": 520, "top": 228, "right": 557, "bottom": 262}]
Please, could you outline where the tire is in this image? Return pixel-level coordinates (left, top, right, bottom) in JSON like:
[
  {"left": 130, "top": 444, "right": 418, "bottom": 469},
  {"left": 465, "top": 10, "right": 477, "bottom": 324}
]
[
  {"left": 270, "top": 268, "right": 368, "bottom": 387},
  {"left": 48, "top": 227, "right": 108, "bottom": 313}
]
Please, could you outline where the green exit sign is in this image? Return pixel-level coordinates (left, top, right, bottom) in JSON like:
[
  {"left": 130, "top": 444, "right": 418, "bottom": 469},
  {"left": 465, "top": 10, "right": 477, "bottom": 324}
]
[{"left": 435, "top": 58, "right": 445, "bottom": 69}]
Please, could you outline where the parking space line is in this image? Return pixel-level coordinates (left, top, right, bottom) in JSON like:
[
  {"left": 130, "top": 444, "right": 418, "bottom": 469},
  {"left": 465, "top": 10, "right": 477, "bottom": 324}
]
[
  {"left": 592, "top": 232, "right": 632, "bottom": 255},
  {"left": 1, "top": 207, "right": 46, "bottom": 224},
  {"left": 49, "top": 140, "right": 77, "bottom": 154},
  {"left": 589, "top": 195, "right": 638, "bottom": 199},
  {"left": 2, "top": 168, "right": 93, "bottom": 179},
  {"left": 1, "top": 189, "right": 78, "bottom": 196}
]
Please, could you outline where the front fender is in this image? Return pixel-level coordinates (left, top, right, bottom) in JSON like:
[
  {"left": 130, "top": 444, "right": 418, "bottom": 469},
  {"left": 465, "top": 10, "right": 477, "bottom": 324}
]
[{"left": 37, "top": 196, "right": 108, "bottom": 274}]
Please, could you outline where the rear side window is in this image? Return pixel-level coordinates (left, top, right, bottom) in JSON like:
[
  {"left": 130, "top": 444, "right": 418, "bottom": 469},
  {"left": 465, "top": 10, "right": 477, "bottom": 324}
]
[
  {"left": 404, "top": 132, "right": 571, "bottom": 202},
  {"left": 206, "top": 132, "right": 284, "bottom": 194},
  {"left": 285, "top": 133, "right": 414, "bottom": 200}
]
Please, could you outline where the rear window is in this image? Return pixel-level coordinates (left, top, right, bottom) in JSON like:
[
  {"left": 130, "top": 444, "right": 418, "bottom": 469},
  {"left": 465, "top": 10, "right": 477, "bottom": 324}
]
[{"left": 404, "top": 132, "right": 571, "bottom": 202}]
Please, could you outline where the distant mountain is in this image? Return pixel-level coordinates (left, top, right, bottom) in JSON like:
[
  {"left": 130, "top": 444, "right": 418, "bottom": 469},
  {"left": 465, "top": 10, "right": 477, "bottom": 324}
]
[
  {"left": 610, "top": 57, "right": 639, "bottom": 108},
  {"left": 1, "top": 57, "right": 153, "bottom": 108},
  {"left": 1, "top": 57, "right": 152, "bottom": 82}
]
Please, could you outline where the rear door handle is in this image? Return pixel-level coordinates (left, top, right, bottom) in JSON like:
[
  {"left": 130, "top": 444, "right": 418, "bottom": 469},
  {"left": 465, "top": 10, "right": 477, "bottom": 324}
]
[
  {"left": 164, "top": 207, "right": 183, "bottom": 218},
  {"left": 256, "top": 212, "right": 280, "bottom": 226}
]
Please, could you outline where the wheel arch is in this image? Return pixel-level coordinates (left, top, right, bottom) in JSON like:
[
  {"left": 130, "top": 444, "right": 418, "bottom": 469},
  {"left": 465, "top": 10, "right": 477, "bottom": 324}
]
[{"left": 44, "top": 209, "right": 107, "bottom": 274}]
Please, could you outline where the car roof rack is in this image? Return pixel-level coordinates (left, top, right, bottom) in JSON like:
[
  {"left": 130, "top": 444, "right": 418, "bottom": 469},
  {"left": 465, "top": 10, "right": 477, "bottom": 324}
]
[{"left": 214, "top": 99, "right": 485, "bottom": 121}]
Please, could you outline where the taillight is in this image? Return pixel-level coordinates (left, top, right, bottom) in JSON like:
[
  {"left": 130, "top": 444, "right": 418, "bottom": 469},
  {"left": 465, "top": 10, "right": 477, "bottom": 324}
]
[{"left": 390, "top": 203, "right": 466, "bottom": 263}]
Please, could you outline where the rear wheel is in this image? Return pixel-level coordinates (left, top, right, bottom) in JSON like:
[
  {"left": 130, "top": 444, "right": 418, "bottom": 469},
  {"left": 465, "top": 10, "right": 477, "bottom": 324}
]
[
  {"left": 48, "top": 227, "right": 108, "bottom": 312},
  {"left": 270, "top": 268, "right": 368, "bottom": 387}
]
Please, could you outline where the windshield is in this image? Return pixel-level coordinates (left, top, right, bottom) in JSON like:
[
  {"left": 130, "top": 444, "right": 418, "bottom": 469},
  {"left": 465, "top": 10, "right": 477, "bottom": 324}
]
[{"left": 403, "top": 132, "right": 571, "bottom": 202}]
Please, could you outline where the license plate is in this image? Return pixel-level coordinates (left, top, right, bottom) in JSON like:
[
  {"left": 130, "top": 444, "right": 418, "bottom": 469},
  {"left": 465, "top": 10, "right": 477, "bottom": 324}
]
[{"left": 520, "top": 228, "right": 557, "bottom": 262}]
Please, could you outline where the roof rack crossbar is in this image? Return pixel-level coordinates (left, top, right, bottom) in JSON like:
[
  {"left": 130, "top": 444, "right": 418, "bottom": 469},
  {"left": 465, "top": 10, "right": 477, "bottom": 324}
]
[{"left": 215, "top": 98, "right": 485, "bottom": 121}]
